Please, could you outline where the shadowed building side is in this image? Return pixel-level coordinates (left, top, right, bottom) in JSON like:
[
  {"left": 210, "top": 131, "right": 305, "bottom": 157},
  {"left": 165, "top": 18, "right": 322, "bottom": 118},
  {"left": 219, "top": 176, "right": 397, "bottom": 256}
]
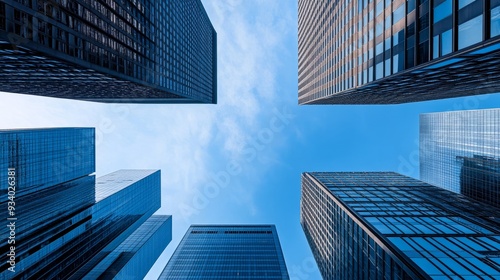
[
  {"left": 0, "top": 0, "right": 216, "bottom": 103},
  {"left": 298, "top": 0, "right": 500, "bottom": 104}
]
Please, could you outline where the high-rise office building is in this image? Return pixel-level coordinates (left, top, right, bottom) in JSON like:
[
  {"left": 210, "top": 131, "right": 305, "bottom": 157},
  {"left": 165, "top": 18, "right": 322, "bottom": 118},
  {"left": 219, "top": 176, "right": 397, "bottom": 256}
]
[
  {"left": 0, "top": 0, "right": 216, "bottom": 103},
  {"left": 420, "top": 109, "right": 500, "bottom": 208},
  {"left": 159, "top": 225, "right": 290, "bottom": 279},
  {"left": 301, "top": 172, "right": 500, "bottom": 279},
  {"left": 0, "top": 128, "right": 171, "bottom": 279},
  {"left": 298, "top": 0, "right": 500, "bottom": 104}
]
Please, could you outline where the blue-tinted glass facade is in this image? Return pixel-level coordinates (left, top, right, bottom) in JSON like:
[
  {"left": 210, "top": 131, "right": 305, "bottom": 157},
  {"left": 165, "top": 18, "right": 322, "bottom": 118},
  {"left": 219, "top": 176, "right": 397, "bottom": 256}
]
[
  {"left": 5, "top": 169, "right": 162, "bottom": 279},
  {"left": 420, "top": 109, "right": 500, "bottom": 208},
  {"left": 298, "top": 0, "right": 500, "bottom": 104},
  {"left": 159, "top": 225, "right": 289, "bottom": 279},
  {"left": 0, "top": 175, "right": 95, "bottom": 276},
  {"left": 0, "top": 0, "right": 216, "bottom": 104},
  {"left": 39, "top": 169, "right": 162, "bottom": 279},
  {"left": 301, "top": 172, "right": 500, "bottom": 279},
  {"left": 0, "top": 128, "right": 95, "bottom": 279},
  {"left": 0, "top": 128, "right": 95, "bottom": 197},
  {"left": 84, "top": 215, "right": 172, "bottom": 280},
  {"left": 0, "top": 128, "right": 168, "bottom": 279}
]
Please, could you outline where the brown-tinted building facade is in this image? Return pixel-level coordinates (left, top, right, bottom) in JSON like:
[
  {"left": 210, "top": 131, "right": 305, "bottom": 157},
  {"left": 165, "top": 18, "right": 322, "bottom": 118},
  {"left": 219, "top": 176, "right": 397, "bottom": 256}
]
[{"left": 298, "top": 0, "right": 500, "bottom": 104}]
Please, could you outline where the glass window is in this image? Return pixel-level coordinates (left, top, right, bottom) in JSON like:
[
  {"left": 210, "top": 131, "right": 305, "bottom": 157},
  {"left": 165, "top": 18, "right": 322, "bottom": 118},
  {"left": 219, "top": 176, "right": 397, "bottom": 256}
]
[
  {"left": 459, "top": 0, "right": 475, "bottom": 9},
  {"left": 406, "top": 47, "right": 415, "bottom": 67},
  {"left": 385, "top": 14, "right": 392, "bottom": 29},
  {"left": 393, "top": 53, "right": 403, "bottom": 73},
  {"left": 418, "top": 42, "right": 429, "bottom": 64},
  {"left": 393, "top": 4, "right": 405, "bottom": 24},
  {"left": 388, "top": 237, "right": 413, "bottom": 251},
  {"left": 376, "top": 62, "right": 383, "bottom": 79},
  {"left": 376, "top": 42, "right": 384, "bottom": 55},
  {"left": 376, "top": 22, "right": 384, "bottom": 36},
  {"left": 407, "top": 0, "right": 416, "bottom": 12},
  {"left": 384, "top": 38, "right": 391, "bottom": 51},
  {"left": 441, "top": 29, "right": 452, "bottom": 55},
  {"left": 407, "top": 22, "right": 416, "bottom": 37},
  {"left": 492, "top": 6, "right": 500, "bottom": 37},
  {"left": 434, "top": 0, "right": 452, "bottom": 23},
  {"left": 433, "top": 35, "right": 440, "bottom": 58},
  {"left": 412, "top": 258, "right": 442, "bottom": 275},
  {"left": 458, "top": 15, "right": 483, "bottom": 49},
  {"left": 376, "top": 1, "right": 384, "bottom": 16},
  {"left": 384, "top": 58, "right": 391, "bottom": 76}
]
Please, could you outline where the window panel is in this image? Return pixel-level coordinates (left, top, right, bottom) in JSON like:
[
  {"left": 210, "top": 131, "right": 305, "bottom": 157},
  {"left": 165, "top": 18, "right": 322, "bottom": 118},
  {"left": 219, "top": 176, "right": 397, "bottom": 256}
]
[
  {"left": 458, "top": 15, "right": 483, "bottom": 50},
  {"left": 434, "top": 0, "right": 452, "bottom": 23}
]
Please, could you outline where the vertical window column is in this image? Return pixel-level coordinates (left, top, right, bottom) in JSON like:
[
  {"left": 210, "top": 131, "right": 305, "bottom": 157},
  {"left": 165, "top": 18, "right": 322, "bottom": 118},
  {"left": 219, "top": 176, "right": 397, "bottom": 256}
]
[
  {"left": 417, "top": 0, "right": 430, "bottom": 64},
  {"left": 457, "top": 0, "right": 484, "bottom": 49},
  {"left": 432, "top": 0, "right": 453, "bottom": 58},
  {"left": 392, "top": 2, "right": 406, "bottom": 73},
  {"left": 490, "top": 0, "right": 500, "bottom": 37}
]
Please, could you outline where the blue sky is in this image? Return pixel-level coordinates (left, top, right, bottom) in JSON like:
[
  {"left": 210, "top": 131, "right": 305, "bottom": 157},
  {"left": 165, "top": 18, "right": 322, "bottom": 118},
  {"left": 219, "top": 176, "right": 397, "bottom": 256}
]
[{"left": 1, "top": 0, "right": 500, "bottom": 279}]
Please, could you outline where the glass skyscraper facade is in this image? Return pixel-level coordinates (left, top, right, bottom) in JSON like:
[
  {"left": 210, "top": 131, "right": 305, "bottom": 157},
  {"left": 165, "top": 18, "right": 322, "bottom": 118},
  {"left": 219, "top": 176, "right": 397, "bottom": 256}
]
[
  {"left": 298, "top": 0, "right": 500, "bottom": 104},
  {"left": 159, "top": 225, "right": 289, "bottom": 279},
  {"left": 83, "top": 215, "right": 173, "bottom": 280},
  {"left": 301, "top": 172, "right": 500, "bottom": 279},
  {"left": 420, "top": 109, "right": 500, "bottom": 208},
  {"left": 0, "top": 128, "right": 171, "bottom": 279},
  {"left": 0, "top": 128, "right": 95, "bottom": 197},
  {"left": 0, "top": 0, "right": 216, "bottom": 103},
  {"left": 54, "top": 169, "right": 162, "bottom": 280}
]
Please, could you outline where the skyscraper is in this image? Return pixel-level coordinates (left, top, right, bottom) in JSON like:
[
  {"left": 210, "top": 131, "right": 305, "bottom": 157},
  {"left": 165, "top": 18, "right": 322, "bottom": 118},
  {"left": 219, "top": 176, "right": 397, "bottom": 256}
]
[
  {"left": 301, "top": 172, "right": 500, "bottom": 279},
  {"left": 159, "top": 225, "right": 290, "bottom": 279},
  {"left": 298, "top": 0, "right": 500, "bottom": 104},
  {"left": 51, "top": 169, "right": 162, "bottom": 280},
  {"left": 1, "top": 128, "right": 96, "bottom": 278},
  {"left": 0, "top": 128, "right": 171, "bottom": 279},
  {"left": 0, "top": 0, "right": 216, "bottom": 103},
  {"left": 420, "top": 109, "right": 500, "bottom": 208}
]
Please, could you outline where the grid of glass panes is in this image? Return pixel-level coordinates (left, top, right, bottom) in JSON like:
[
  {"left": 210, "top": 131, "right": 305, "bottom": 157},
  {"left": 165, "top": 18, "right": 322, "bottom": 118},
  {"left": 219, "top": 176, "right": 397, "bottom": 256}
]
[
  {"left": 0, "top": 128, "right": 95, "bottom": 197},
  {"left": 420, "top": 109, "right": 500, "bottom": 208},
  {"left": 298, "top": 0, "right": 500, "bottom": 105},
  {"left": 86, "top": 215, "right": 172, "bottom": 279},
  {"left": 159, "top": 225, "right": 289, "bottom": 279},
  {"left": 301, "top": 173, "right": 418, "bottom": 279},
  {"left": 0, "top": 0, "right": 216, "bottom": 103},
  {"left": 305, "top": 172, "right": 500, "bottom": 279},
  {"left": 1, "top": 169, "right": 161, "bottom": 279},
  {"left": 0, "top": 175, "right": 95, "bottom": 278}
]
